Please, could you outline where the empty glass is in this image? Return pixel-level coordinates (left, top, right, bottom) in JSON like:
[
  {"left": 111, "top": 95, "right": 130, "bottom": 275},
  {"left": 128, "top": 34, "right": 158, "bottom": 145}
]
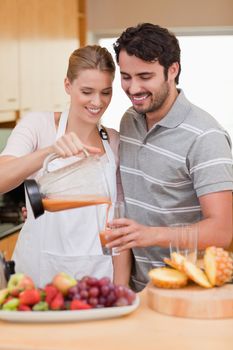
[{"left": 169, "top": 223, "right": 198, "bottom": 264}]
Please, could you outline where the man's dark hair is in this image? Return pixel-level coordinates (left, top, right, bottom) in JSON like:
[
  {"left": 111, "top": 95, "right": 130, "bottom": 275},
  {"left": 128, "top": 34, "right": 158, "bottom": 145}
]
[{"left": 113, "top": 23, "right": 181, "bottom": 84}]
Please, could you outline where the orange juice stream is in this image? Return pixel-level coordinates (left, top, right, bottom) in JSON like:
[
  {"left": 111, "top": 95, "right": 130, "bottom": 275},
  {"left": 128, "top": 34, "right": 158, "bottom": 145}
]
[
  {"left": 42, "top": 195, "right": 112, "bottom": 246},
  {"left": 42, "top": 195, "right": 111, "bottom": 212}
]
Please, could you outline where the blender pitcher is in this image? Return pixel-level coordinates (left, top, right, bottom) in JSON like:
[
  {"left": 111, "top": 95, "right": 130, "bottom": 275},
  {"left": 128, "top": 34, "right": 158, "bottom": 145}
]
[{"left": 24, "top": 153, "right": 111, "bottom": 218}]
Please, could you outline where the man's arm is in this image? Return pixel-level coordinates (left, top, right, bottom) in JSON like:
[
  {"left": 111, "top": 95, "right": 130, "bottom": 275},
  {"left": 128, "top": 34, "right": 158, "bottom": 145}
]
[
  {"left": 112, "top": 250, "right": 132, "bottom": 286},
  {"left": 105, "top": 191, "right": 232, "bottom": 252},
  {"left": 197, "top": 191, "right": 232, "bottom": 249}
]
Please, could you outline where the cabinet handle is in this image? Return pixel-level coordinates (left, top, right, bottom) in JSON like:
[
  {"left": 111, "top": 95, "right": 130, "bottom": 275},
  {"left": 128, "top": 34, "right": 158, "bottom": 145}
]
[{"left": 7, "top": 98, "right": 17, "bottom": 102}]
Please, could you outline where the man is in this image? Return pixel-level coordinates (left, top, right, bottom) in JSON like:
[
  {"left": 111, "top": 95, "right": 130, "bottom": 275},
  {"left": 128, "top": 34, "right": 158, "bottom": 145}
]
[{"left": 106, "top": 23, "right": 233, "bottom": 292}]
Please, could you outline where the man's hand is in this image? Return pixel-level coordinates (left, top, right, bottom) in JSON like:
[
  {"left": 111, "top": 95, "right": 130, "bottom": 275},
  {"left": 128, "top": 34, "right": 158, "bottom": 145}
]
[{"left": 105, "top": 218, "right": 154, "bottom": 252}]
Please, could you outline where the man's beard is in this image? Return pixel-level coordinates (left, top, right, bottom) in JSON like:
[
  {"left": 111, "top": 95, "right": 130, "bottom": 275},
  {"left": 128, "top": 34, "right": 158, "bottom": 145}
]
[{"left": 132, "top": 82, "right": 170, "bottom": 115}]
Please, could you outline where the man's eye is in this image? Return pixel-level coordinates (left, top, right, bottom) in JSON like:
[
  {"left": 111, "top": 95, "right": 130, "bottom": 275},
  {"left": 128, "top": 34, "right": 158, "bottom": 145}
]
[
  {"left": 121, "top": 76, "right": 130, "bottom": 80},
  {"left": 102, "top": 91, "right": 111, "bottom": 96},
  {"left": 82, "top": 91, "right": 91, "bottom": 95},
  {"left": 140, "top": 76, "right": 151, "bottom": 80}
]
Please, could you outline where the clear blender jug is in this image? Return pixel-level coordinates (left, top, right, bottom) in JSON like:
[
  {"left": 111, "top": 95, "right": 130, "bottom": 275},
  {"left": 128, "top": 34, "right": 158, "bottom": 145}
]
[{"left": 24, "top": 153, "right": 111, "bottom": 218}]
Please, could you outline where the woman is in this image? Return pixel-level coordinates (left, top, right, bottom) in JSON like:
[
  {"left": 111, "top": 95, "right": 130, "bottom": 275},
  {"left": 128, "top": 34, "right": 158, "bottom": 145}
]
[{"left": 0, "top": 45, "right": 130, "bottom": 287}]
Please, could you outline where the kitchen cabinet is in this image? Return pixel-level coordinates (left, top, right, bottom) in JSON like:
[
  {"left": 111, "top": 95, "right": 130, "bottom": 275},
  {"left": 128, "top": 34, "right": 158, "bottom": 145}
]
[
  {"left": 0, "top": 0, "right": 20, "bottom": 123},
  {"left": 0, "top": 0, "right": 86, "bottom": 124},
  {"left": 18, "top": 0, "right": 79, "bottom": 116}
]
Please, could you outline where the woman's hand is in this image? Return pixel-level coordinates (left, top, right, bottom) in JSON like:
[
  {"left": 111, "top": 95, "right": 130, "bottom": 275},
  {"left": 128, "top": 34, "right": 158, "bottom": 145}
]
[
  {"left": 105, "top": 218, "right": 155, "bottom": 252},
  {"left": 52, "top": 132, "right": 101, "bottom": 158},
  {"left": 21, "top": 206, "right": 27, "bottom": 221}
]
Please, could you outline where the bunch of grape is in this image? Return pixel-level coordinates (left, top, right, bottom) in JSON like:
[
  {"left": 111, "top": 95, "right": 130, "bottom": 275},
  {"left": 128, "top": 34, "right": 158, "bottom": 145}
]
[{"left": 67, "top": 276, "right": 136, "bottom": 308}]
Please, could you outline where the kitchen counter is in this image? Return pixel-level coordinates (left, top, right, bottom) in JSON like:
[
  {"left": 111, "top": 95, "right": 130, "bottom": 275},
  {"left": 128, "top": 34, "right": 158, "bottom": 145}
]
[
  {"left": 0, "top": 223, "right": 23, "bottom": 239},
  {"left": 1, "top": 289, "right": 233, "bottom": 350}
]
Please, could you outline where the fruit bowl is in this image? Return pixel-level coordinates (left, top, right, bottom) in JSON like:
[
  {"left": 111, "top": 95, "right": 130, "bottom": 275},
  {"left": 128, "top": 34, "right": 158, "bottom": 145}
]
[
  {"left": 0, "top": 294, "right": 140, "bottom": 323},
  {"left": 0, "top": 273, "right": 139, "bottom": 322}
]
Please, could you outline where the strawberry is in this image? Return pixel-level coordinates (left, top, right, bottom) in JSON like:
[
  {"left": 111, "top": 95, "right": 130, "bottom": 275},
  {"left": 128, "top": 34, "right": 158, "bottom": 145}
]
[
  {"left": 19, "top": 289, "right": 41, "bottom": 306},
  {"left": 18, "top": 304, "right": 31, "bottom": 311},
  {"left": 44, "top": 284, "right": 59, "bottom": 305},
  {"left": 50, "top": 292, "right": 64, "bottom": 310},
  {"left": 70, "top": 300, "right": 92, "bottom": 310}
]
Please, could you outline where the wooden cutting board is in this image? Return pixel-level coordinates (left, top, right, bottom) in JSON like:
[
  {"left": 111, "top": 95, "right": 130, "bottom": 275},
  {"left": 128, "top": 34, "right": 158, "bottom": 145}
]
[{"left": 147, "top": 282, "right": 233, "bottom": 319}]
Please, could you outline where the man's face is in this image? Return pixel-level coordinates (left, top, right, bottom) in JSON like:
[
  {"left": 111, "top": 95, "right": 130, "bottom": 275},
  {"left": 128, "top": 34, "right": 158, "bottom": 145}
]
[{"left": 118, "top": 50, "right": 174, "bottom": 115}]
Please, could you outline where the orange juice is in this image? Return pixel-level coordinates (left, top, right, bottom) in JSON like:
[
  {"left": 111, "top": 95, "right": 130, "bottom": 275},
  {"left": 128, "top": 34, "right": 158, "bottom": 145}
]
[
  {"left": 42, "top": 195, "right": 111, "bottom": 212},
  {"left": 99, "top": 203, "right": 112, "bottom": 246},
  {"left": 99, "top": 230, "right": 109, "bottom": 246}
]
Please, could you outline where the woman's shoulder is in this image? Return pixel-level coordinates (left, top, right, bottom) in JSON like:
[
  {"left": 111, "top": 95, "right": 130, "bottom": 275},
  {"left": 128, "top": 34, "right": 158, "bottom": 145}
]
[
  {"left": 18, "top": 111, "right": 56, "bottom": 135},
  {"left": 20, "top": 111, "right": 54, "bottom": 123}
]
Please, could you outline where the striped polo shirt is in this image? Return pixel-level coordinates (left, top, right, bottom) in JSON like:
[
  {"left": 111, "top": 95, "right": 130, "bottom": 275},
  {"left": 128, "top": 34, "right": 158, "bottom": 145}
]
[{"left": 119, "top": 90, "right": 233, "bottom": 292}]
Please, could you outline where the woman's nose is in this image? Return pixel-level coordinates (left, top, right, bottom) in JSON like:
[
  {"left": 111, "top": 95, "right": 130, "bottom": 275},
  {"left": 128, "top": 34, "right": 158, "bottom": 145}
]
[{"left": 91, "top": 94, "right": 102, "bottom": 106}]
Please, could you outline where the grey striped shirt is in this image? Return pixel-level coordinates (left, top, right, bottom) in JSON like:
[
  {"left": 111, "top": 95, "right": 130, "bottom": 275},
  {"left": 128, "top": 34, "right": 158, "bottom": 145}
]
[{"left": 120, "top": 90, "right": 233, "bottom": 292}]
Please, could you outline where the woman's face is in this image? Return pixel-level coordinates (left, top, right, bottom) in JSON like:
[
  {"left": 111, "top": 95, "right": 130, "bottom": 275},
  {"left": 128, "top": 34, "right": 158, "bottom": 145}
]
[{"left": 65, "top": 69, "right": 113, "bottom": 125}]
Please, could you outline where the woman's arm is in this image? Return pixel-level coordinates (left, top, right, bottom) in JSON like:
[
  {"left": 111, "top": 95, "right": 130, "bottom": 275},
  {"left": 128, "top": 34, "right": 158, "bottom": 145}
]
[
  {"left": 0, "top": 131, "right": 101, "bottom": 194},
  {"left": 0, "top": 148, "right": 53, "bottom": 193}
]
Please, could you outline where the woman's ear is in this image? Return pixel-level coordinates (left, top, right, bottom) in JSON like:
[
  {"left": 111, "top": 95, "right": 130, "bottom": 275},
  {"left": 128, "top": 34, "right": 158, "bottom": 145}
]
[{"left": 64, "top": 77, "right": 71, "bottom": 94}]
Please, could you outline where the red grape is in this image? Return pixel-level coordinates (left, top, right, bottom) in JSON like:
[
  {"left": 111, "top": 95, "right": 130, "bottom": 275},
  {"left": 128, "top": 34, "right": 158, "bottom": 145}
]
[
  {"left": 66, "top": 275, "right": 136, "bottom": 309},
  {"left": 88, "top": 297, "right": 98, "bottom": 307},
  {"left": 89, "top": 287, "right": 99, "bottom": 297}
]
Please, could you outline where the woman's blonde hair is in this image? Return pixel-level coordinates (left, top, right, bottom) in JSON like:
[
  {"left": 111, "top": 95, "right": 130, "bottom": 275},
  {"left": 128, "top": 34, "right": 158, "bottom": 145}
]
[{"left": 66, "top": 45, "right": 115, "bottom": 83}]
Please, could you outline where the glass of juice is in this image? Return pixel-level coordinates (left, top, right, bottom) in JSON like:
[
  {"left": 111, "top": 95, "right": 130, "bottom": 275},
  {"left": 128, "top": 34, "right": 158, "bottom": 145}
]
[{"left": 99, "top": 201, "right": 125, "bottom": 256}]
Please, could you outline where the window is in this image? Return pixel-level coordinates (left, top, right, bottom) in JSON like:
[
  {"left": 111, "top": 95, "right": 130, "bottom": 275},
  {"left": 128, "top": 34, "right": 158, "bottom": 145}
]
[{"left": 99, "top": 35, "right": 233, "bottom": 146}]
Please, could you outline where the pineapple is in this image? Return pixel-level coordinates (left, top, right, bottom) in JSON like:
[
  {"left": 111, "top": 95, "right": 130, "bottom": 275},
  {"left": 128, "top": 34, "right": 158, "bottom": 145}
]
[
  {"left": 204, "top": 246, "right": 233, "bottom": 286},
  {"left": 163, "top": 257, "right": 179, "bottom": 270},
  {"left": 183, "top": 260, "right": 212, "bottom": 288},
  {"left": 163, "top": 252, "right": 185, "bottom": 271},
  {"left": 170, "top": 252, "right": 186, "bottom": 271},
  {"left": 148, "top": 267, "right": 188, "bottom": 289}
]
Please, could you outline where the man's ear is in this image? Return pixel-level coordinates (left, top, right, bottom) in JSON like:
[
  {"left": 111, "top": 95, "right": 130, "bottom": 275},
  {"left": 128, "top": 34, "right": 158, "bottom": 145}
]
[
  {"left": 64, "top": 77, "right": 71, "bottom": 94},
  {"left": 168, "top": 62, "right": 180, "bottom": 81}
]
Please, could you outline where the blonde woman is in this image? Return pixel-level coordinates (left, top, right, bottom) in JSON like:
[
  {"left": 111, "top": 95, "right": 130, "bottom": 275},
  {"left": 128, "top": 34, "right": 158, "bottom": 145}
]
[{"left": 0, "top": 45, "right": 130, "bottom": 288}]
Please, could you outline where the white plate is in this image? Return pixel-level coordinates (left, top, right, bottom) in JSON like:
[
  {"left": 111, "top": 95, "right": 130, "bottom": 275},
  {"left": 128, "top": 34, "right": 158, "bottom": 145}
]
[{"left": 0, "top": 295, "right": 140, "bottom": 323}]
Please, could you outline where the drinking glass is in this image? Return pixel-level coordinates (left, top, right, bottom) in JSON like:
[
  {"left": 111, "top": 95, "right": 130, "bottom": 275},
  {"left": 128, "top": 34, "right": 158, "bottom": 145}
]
[
  {"left": 99, "top": 201, "right": 125, "bottom": 256},
  {"left": 169, "top": 223, "right": 198, "bottom": 264}
]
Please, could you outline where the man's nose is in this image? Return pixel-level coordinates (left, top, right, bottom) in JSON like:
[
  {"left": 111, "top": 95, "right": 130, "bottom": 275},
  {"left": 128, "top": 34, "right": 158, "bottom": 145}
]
[{"left": 128, "top": 80, "right": 141, "bottom": 95}]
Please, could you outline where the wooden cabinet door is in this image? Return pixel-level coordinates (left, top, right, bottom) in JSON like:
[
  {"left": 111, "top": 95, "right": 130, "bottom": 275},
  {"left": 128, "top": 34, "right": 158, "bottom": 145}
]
[
  {"left": 18, "top": 0, "right": 79, "bottom": 115},
  {"left": 0, "top": 0, "right": 19, "bottom": 112}
]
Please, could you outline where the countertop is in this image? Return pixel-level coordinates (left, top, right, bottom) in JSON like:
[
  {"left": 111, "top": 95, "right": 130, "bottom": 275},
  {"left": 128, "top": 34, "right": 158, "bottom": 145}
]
[
  {"left": 1, "top": 289, "right": 233, "bottom": 350},
  {"left": 0, "top": 223, "right": 23, "bottom": 239}
]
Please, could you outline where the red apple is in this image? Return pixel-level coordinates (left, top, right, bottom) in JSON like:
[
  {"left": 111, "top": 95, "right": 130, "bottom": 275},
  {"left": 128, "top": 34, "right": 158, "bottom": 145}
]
[
  {"left": 7, "top": 273, "right": 35, "bottom": 297},
  {"left": 52, "top": 272, "right": 77, "bottom": 296}
]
